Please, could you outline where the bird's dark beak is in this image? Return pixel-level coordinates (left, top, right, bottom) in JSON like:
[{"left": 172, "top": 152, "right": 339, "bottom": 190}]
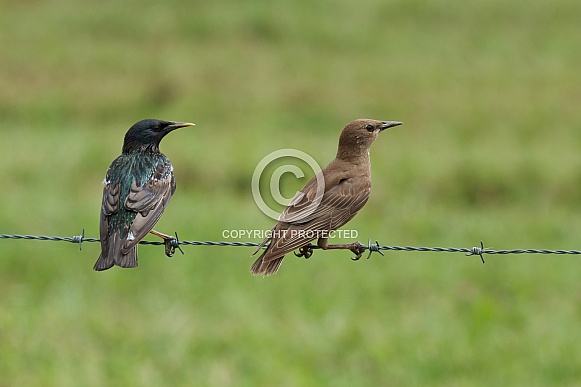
[
  {"left": 166, "top": 122, "right": 195, "bottom": 132},
  {"left": 379, "top": 121, "right": 403, "bottom": 132}
]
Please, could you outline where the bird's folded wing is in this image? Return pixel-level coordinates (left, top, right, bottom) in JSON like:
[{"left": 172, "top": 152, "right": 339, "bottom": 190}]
[
  {"left": 121, "top": 163, "right": 176, "bottom": 253},
  {"left": 280, "top": 173, "right": 370, "bottom": 226},
  {"left": 262, "top": 178, "right": 371, "bottom": 262},
  {"left": 102, "top": 181, "right": 120, "bottom": 216},
  {"left": 279, "top": 177, "right": 322, "bottom": 223},
  {"left": 100, "top": 173, "right": 121, "bottom": 254}
]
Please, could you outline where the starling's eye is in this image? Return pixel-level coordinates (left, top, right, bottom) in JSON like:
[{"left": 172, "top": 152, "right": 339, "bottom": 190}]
[{"left": 365, "top": 124, "right": 374, "bottom": 132}]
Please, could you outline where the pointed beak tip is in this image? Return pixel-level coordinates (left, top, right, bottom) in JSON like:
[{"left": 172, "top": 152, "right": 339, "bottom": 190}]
[
  {"left": 380, "top": 121, "right": 403, "bottom": 131},
  {"left": 168, "top": 122, "right": 196, "bottom": 130}
]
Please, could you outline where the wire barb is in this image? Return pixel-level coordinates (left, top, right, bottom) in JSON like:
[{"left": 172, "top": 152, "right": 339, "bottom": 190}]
[
  {"left": 70, "top": 229, "right": 85, "bottom": 251},
  {"left": 365, "top": 239, "right": 385, "bottom": 259},
  {"left": 172, "top": 232, "right": 184, "bottom": 255},
  {"left": 466, "top": 240, "right": 485, "bottom": 264}
]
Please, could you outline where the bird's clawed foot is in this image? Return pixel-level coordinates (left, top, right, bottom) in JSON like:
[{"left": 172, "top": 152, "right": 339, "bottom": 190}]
[
  {"left": 350, "top": 242, "right": 365, "bottom": 261},
  {"left": 294, "top": 245, "right": 314, "bottom": 259},
  {"left": 150, "top": 230, "right": 184, "bottom": 257},
  {"left": 350, "top": 240, "right": 385, "bottom": 261},
  {"left": 318, "top": 239, "right": 367, "bottom": 261},
  {"left": 163, "top": 237, "right": 178, "bottom": 257}
]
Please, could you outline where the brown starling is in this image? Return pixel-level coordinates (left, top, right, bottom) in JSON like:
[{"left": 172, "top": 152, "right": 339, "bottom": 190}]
[
  {"left": 94, "top": 119, "right": 194, "bottom": 271},
  {"left": 251, "top": 118, "right": 402, "bottom": 275}
]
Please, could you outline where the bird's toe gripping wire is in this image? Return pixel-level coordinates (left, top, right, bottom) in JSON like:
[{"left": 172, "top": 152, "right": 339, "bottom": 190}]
[
  {"left": 164, "top": 232, "right": 184, "bottom": 257},
  {"left": 466, "top": 240, "right": 485, "bottom": 264},
  {"left": 295, "top": 245, "right": 314, "bottom": 259},
  {"left": 350, "top": 241, "right": 365, "bottom": 261},
  {"left": 352, "top": 239, "right": 384, "bottom": 261}
]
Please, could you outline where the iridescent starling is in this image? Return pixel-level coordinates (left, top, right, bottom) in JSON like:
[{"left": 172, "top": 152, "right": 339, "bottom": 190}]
[
  {"left": 251, "top": 119, "right": 403, "bottom": 276},
  {"left": 94, "top": 119, "right": 194, "bottom": 271}
]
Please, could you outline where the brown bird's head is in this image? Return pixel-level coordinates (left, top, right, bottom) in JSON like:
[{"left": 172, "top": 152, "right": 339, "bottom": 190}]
[{"left": 336, "top": 119, "right": 402, "bottom": 161}]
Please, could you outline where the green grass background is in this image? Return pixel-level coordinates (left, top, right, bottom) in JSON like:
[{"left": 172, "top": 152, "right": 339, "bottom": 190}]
[{"left": 1, "top": 0, "right": 581, "bottom": 385}]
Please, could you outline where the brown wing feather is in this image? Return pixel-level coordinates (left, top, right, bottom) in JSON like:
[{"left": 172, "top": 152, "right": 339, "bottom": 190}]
[
  {"left": 259, "top": 176, "right": 371, "bottom": 263},
  {"left": 102, "top": 182, "right": 120, "bottom": 215},
  {"left": 99, "top": 181, "right": 120, "bottom": 259},
  {"left": 120, "top": 170, "right": 175, "bottom": 254},
  {"left": 279, "top": 175, "right": 323, "bottom": 223}
]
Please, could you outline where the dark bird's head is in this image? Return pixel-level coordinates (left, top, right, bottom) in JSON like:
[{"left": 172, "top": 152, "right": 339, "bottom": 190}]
[
  {"left": 336, "top": 119, "right": 402, "bottom": 161},
  {"left": 122, "top": 119, "right": 195, "bottom": 154}
]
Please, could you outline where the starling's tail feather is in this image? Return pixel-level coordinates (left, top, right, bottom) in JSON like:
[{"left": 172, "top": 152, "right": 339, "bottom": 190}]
[
  {"left": 250, "top": 255, "right": 283, "bottom": 276},
  {"left": 94, "top": 241, "right": 138, "bottom": 271},
  {"left": 115, "top": 247, "right": 138, "bottom": 268},
  {"left": 93, "top": 254, "right": 114, "bottom": 271},
  {"left": 93, "top": 250, "right": 137, "bottom": 270}
]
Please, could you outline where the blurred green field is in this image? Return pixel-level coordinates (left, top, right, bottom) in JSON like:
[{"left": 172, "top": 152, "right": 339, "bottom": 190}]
[{"left": 1, "top": 0, "right": 581, "bottom": 385}]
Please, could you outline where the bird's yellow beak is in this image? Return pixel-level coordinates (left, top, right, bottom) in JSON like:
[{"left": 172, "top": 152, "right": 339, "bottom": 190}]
[{"left": 166, "top": 122, "right": 195, "bottom": 131}]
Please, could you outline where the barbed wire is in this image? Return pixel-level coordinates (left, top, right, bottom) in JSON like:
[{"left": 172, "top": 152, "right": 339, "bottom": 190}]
[{"left": 2, "top": 231, "right": 581, "bottom": 263}]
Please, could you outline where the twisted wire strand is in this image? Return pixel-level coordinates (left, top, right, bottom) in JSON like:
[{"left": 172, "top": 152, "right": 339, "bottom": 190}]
[{"left": 1, "top": 232, "right": 581, "bottom": 257}]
